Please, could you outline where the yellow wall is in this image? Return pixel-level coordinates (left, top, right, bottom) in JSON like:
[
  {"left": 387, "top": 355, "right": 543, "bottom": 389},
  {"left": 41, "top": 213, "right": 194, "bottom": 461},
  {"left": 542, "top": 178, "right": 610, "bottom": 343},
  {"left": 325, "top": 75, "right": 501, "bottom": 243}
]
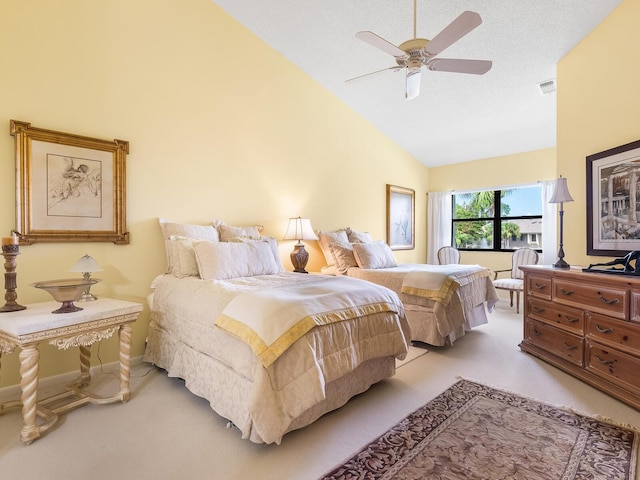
[
  {"left": 0, "top": 0, "right": 427, "bottom": 387},
  {"left": 428, "top": 148, "right": 556, "bottom": 272},
  {"left": 557, "top": 0, "right": 640, "bottom": 268}
]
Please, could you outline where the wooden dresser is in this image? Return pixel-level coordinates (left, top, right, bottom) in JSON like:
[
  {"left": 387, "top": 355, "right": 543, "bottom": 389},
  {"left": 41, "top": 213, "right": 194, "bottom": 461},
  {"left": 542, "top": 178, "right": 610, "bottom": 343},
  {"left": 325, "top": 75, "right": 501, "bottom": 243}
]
[{"left": 520, "top": 265, "right": 640, "bottom": 410}]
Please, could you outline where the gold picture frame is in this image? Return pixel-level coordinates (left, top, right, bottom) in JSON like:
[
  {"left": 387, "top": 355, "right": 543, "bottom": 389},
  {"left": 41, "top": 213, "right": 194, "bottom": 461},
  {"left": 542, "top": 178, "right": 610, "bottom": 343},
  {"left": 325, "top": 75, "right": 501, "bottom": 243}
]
[
  {"left": 10, "top": 120, "right": 130, "bottom": 244},
  {"left": 386, "top": 184, "right": 415, "bottom": 250}
]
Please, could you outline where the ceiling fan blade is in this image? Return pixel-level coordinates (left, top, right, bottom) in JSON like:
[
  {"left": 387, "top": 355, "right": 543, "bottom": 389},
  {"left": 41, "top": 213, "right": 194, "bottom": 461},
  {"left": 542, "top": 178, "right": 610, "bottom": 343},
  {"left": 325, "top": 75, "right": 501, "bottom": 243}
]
[
  {"left": 421, "top": 11, "right": 482, "bottom": 58},
  {"left": 426, "top": 58, "right": 492, "bottom": 75},
  {"left": 345, "top": 65, "right": 403, "bottom": 83},
  {"left": 406, "top": 68, "right": 421, "bottom": 100},
  {"left": 355, "top": 31, "right": 409, "bottom": 59}
]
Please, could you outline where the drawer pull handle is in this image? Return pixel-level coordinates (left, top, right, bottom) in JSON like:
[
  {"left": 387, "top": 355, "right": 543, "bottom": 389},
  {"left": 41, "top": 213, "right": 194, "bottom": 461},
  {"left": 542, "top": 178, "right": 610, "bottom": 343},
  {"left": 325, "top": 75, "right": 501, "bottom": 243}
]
[
  {"left": 559, "top": 288, "right": 574, "bottom": 296},
  {"left": 564, "top": 316, "right": 579, "bottom": 323},
  {"left": 532, "top": 328, "right": 543, "bottom": 336},
  {"left": 594, "top": 355, "right": 615, "bottom": 366},
  {"left": 562, "top": 341, "right": 577, "bottom": 351},
  {"left": 599, "top": 295, "right": 619, "bottom": 305},
  {"left": 594, "top": 324, "right": 613, "bottom": 334},
  {"left": 534, "top": 283, "right": 546, "bottom": 290},
  {"left": 532, "top": 306, "right": 545, "bottom": 313}
]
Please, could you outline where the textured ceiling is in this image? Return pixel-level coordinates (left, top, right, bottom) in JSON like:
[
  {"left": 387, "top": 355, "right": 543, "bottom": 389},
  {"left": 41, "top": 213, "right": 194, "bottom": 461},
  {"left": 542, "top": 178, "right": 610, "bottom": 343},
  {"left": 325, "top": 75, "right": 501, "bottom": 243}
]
[{"left": 212, "top": 1, "right": 622, "bottom": 167}]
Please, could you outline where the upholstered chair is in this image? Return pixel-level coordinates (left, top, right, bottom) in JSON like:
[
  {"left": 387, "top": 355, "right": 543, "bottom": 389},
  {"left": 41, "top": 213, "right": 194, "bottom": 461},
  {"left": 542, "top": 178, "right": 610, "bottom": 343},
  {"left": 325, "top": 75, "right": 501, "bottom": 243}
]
[
  {"left": 492, "top": 247, "right": 539, "bottom": 314},
  {"left": 437, "top": 246, "right": 461, "bottom": 265}
]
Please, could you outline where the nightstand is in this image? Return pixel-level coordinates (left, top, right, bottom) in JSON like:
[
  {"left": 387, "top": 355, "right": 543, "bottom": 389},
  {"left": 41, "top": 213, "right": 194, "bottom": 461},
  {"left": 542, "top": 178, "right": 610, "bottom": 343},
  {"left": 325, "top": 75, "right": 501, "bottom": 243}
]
[{"left": 0, "top": 298, "right": 142, "bottom": 444}]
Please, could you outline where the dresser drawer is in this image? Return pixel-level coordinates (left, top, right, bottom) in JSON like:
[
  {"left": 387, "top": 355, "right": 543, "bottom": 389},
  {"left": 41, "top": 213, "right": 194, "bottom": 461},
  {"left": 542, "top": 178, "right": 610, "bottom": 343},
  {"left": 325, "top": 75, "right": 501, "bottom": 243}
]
[
  {"left": 586, "top": 313, "right": 640, "bottom": 355},
  {"left": 553, "top": 279, "right": 628, "bottom": 320},
  {"left": 526, "top": 319, "right": 584, "bottom": 366},
  {"left": 629, "top": 290, "right": 640, "bottom": 324},
  {"left": 586, "top": 341, "right": 640, "bottom": 395},
  {"left": 526, "top": 274, "right": 551, "bottom": 300},
  {"left": 528, "top": 297, "right": 584, "bottom": 335}
]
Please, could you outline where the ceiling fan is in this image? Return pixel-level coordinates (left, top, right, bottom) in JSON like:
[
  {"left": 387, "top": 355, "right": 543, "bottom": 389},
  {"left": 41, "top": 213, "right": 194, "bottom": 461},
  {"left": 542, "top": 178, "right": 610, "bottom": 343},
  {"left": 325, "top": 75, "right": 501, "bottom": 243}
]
[{"left": 348, "top": 1, "right": 492, "bottom": 99}]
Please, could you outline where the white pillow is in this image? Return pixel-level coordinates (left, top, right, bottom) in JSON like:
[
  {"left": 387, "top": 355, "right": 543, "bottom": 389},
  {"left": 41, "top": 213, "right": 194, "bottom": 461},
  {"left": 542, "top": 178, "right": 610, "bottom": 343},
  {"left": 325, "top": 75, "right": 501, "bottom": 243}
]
[
  {"left": 328, "top": 243, "right": 358, "bottom": 274},
  {"left": 353, "top": 241, "right": 397, "bottom": 269},
  {"left": 346, "top": 227, "right": 373, "bottom": 243},
  {"left": 317, "top": 230, "right": 349, "bottom": 267},
  {"left": 158, "top": 218, "right": 220, "bottom": 273},
  {"left": 193, "top": 239, "right": 280, "bottom": 280},
  {"left": 213, "top": 219, "right": 263, "bottom": 242},
  {"left": 168, "top": 235, "right": 200, "bottom": 278},
  {"left": 228, "top": 236, "right": 284, "bottom": 272}
]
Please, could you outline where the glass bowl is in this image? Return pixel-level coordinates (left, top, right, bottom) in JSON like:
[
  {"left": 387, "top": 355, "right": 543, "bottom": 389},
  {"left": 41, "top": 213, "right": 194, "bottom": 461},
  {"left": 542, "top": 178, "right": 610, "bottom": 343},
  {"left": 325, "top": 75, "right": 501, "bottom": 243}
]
[{"left": 30, "top": 278, "right": 98, "bottom": 314}]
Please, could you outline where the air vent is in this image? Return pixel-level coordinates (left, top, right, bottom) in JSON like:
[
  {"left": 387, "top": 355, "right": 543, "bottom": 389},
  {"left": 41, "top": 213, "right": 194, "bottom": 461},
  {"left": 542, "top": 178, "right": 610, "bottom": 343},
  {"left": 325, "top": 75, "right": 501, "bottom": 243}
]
[{"left": 538, "top": 79, "right": 557, "bottom": 95}]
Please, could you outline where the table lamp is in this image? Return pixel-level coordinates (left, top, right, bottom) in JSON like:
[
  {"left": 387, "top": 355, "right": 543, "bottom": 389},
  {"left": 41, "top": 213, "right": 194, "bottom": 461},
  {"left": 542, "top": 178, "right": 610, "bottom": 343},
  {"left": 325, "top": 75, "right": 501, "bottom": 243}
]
[
  {"left": 283, "top": 217, "right": 318, "bottom": 273},
  {"left": 549, "top": 176, "right": 574, "bottom": 269},
  {"left": 70, "top": 254, "right": 103, "bottom": 301}
]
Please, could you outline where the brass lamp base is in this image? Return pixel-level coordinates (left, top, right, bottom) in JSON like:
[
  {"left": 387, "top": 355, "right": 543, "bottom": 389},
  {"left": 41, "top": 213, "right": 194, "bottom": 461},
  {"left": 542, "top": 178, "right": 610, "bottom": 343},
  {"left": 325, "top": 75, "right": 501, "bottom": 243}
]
[{"left": 290, "top": 242, "right": 310, "bottom": 274}]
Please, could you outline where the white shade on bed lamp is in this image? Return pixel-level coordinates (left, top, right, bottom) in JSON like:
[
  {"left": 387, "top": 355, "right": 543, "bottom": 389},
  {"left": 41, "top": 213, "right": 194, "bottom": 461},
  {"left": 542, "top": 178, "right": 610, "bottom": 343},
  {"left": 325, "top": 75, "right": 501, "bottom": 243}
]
[
  {"left": 283, "top": 217, "right": 318, "bottom": 274},
  {"left": 70, "top": 254, "right": 103, "bottom": 301},
  {"left": 549, "top": 176, "right": 574, "bottom": 269}
]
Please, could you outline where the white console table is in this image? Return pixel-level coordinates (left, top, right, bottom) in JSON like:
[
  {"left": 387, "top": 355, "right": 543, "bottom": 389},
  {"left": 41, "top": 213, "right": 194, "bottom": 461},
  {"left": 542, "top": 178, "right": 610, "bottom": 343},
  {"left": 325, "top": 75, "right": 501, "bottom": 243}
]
[{"left": 0, "top": 298, "right": 143, "bottom": 444}]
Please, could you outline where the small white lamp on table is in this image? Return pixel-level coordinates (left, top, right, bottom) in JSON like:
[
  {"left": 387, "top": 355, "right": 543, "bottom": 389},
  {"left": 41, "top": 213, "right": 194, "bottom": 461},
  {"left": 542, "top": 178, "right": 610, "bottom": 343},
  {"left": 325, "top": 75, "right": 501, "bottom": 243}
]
[
  {"left": 283, "top": 217, "right": 318, "bottom": 274},
  {"left": 70, "top": 254, "right": 103, "bottom": 301}
]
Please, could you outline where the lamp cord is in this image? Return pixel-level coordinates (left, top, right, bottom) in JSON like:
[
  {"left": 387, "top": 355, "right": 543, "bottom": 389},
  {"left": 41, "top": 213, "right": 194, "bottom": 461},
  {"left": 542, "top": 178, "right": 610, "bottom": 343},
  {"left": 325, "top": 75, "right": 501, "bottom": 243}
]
[{"left": 95, "top": 341, "right": 156, "bottom": 379}]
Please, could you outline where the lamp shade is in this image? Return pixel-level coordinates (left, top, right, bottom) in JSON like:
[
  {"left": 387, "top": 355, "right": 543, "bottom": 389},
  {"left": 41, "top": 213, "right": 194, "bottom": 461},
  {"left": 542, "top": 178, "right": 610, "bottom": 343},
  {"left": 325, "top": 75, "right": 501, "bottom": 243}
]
[
  {"left": 70, "top": 254, "right": 103, "bottom": 273},
  {"left": 549, "top": 177, "right": 574, "bottom": 204},
  {"left": 283, "top": 217, "right": 318, "bottom": 241}
]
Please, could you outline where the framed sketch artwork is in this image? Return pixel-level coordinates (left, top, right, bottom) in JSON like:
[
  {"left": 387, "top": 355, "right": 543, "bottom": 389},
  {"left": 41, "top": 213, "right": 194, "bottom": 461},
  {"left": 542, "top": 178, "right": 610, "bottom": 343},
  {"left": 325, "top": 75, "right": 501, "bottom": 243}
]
[
  {"left": 10, "top": 120, "right": 130, "bottom": 244},
  {"left": 386, "top": 184, "right": 415, "bottom": 250},
  {"left": 587, "top": 139, "right": 640, "bottom": 256}
]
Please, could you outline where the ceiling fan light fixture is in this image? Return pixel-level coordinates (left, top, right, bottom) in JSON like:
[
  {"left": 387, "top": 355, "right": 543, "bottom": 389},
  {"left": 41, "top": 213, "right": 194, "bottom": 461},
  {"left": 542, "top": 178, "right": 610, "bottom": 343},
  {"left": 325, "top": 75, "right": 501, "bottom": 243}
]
[{"left": 406, "top": 67, "right": 421, "bottom": 99}]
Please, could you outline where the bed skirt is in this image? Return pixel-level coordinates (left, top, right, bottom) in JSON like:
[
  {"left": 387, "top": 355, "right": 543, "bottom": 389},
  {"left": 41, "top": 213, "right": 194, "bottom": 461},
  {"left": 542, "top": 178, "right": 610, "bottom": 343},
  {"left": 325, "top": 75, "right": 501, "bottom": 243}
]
[{"left": 143, "top": 321, "right": 396, "bottom": 444}]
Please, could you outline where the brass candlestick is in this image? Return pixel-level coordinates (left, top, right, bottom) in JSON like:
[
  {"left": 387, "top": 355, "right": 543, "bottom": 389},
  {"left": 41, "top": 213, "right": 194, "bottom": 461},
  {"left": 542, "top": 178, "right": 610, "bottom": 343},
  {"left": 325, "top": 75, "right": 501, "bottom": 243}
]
[{"left": 1, "top": 239, "right": 27, "bottom": 312}]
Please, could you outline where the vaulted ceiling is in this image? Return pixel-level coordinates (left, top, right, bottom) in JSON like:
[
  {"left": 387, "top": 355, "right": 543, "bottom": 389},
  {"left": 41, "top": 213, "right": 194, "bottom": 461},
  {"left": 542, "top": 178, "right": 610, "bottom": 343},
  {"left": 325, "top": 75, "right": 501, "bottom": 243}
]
[{"left": 212, "top": 1, "right": 622, "bottom": 167}]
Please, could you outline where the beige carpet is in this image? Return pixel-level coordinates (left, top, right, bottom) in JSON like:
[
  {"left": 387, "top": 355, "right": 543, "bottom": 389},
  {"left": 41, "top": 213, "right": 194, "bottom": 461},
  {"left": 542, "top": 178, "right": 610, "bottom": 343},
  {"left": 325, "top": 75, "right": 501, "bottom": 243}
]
[
  {"left": 395, "top": 343, "right": 429, "bottom": 367},
  {"left": 321, "top": 379, "right": 639, "bottom": 480}
]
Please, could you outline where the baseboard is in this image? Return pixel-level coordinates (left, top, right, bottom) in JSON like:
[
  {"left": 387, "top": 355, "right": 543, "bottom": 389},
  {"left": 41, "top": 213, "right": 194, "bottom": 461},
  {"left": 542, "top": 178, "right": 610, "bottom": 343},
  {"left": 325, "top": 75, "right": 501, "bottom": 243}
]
[{"left": 0, "top": 354, "right": 146, "bottom": 403}]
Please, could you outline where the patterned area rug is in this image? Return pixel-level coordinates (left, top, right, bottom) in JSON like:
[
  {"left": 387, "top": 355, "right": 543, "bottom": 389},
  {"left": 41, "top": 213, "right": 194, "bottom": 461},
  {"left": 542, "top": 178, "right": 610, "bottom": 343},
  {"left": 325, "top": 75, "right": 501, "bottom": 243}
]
[{"left": 321, "top": 379, "right": 638, "bottom": 480}]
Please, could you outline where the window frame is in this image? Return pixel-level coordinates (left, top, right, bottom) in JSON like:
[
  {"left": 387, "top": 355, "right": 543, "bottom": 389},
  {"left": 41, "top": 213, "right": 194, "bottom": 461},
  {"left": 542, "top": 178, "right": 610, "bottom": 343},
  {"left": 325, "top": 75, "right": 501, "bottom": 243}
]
[{"left": 452, "top": 188, "right": 543, "bottom": 252}]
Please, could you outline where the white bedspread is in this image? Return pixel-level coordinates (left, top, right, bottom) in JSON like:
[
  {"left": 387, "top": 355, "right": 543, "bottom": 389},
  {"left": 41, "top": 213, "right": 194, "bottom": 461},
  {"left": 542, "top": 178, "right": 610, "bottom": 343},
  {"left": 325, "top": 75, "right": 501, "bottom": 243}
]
[
  {"left": 144, "top": 272, "right": 411, "bottom": 444},
  {"left": 401, "top": 264, "right": 491, "bottom": 305},
  {"left": 217, "top": 275, "right": 403, "bottom": 367},
  {"left": 346, "top": 264, "right": 498, "bottom": 345}
]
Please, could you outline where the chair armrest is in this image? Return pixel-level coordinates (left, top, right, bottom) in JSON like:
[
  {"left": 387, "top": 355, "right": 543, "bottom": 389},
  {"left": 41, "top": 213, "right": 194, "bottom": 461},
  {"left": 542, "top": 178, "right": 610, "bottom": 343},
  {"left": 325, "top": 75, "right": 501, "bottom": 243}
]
[{"left": 493, "top": 269, "right": 511, "bottom": 280}]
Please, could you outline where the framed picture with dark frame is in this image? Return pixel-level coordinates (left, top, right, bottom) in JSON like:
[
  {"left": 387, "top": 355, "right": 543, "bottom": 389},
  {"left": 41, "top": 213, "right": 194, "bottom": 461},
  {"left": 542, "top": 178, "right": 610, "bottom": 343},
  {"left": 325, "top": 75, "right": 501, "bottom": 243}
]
[
  {"left": 587, "top": 139, "right": 640, "bottom": 256},
  {"left": 386, "top": 184, "right": 415, "bottom": 250},
  {"left": 10, "top": 120, "right": 130, "bottom": 244}
]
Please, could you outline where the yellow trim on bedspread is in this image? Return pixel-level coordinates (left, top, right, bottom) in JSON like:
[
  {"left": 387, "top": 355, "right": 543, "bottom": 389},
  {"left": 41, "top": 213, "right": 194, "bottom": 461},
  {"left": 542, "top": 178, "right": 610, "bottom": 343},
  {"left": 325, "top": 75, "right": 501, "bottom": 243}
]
[
  {"left": 214, "top": 276, "right": 402, "bottom": 368},
  {"left": 216, "top": 301, "right": 398, "bottom": 368},
  {"left": 400, "top": 265, "right": 491, "bottom": 305}
]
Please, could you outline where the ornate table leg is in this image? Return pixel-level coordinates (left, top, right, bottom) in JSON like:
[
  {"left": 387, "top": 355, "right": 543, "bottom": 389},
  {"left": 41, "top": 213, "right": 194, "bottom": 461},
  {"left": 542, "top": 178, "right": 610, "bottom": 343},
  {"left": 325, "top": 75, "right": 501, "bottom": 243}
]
[
  {"left": 71, "top": 345, "right": 92, "bottom": 388},
  {"left": 118, "top": 323, "right": 132, "bottom": 402},
  {"left": 19, "top": 345, "right": 40, "bottom": 444}
]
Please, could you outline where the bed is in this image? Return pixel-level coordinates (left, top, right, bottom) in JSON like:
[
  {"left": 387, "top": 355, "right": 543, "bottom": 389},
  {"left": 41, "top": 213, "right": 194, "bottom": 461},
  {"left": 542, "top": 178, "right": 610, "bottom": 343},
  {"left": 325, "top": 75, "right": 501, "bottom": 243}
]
[
  {"left": 143, "top": 219, "right": 411, "bottom": 445},
  {"left": 317, "top": 228, "right": 499, "bottom": 346}
]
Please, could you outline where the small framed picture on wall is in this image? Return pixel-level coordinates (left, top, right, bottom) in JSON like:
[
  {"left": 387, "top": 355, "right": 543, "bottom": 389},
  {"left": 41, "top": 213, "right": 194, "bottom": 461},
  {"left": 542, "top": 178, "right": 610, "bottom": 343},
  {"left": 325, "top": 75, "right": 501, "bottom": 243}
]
[{"left": 386, "top": 184, "right": 415, "bottom": 250}]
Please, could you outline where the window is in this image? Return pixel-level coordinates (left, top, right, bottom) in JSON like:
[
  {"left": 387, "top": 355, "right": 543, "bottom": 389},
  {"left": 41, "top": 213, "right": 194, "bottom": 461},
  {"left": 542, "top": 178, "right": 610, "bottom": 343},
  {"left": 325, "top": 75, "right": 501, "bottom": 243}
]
[{"left": 452, "top": 185, "right": 543, "bottom": 251}]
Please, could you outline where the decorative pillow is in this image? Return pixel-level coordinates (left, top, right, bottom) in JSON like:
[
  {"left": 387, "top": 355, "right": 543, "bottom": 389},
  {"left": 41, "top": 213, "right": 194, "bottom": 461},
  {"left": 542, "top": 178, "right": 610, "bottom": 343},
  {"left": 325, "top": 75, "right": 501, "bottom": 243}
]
[
  {"left": 158, "top": 218, "right": 220, "bottom": 273},
  {"left": 317, "top": 229, "right": 349, "bottom": 267},
  {"left": 168, "top": 235, "right": 200, "bottom": 278},
  {"left": 213, "top": 219, "right": 263, "bottom": 242},
  {"left": 192, "top": 239, "right": 280, "bottom": 280},
  {"left": 346, "top": 227, "right": 373, "bottom": 243},
  {"left": 328, "top": 243, "right": 358, "bottom": 274},
  {"left": 353, "top": 241, "right": 397, "bottom": 269},
  {"left": 228, "top": 235, "right": 284, "bottom": 272}
]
